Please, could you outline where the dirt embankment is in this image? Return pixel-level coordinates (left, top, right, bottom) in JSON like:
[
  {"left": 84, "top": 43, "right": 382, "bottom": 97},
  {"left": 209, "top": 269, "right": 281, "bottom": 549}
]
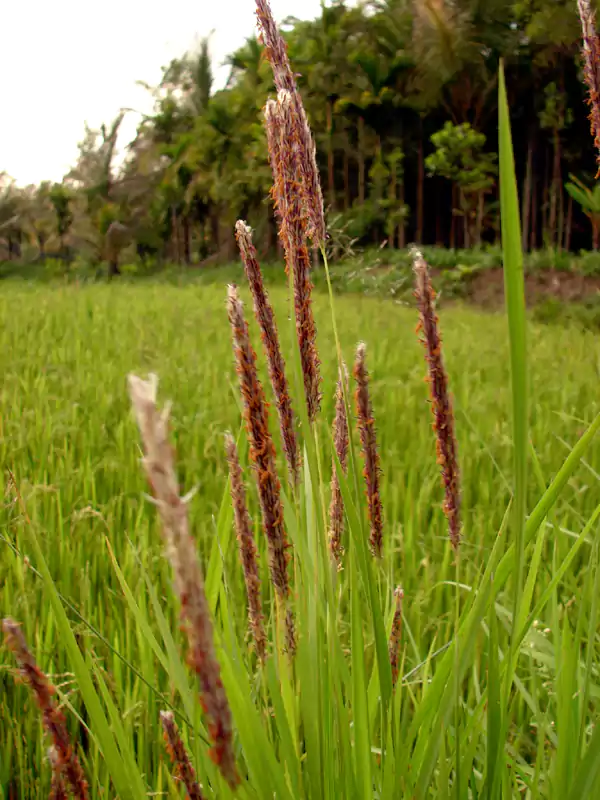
[{"left": 467, "top": 268, "right": 600, "bottom": 308}]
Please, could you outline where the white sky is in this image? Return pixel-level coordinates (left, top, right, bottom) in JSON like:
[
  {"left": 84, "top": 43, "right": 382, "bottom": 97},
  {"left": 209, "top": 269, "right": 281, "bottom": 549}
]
[{"left": 0, "top": 0, "right": 324, "bottom": 186}]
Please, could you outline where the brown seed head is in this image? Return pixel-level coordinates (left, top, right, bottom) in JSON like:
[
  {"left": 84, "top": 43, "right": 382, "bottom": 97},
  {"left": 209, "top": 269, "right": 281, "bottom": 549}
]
[
  {"left": 265, "top": 94, "right": 322, "bottom": 422},
  {"left": 48, "top": 747, "right": 68, "bottom": 800},
  {"left": 128, "top": 375, "right": 239, "bottom": 787},
  {"left": 264, "top": 98, "right": 285, "bottom": 223},
  {"left": 227, "top": 285, "right": 295, "bottom": 654},
  {"left": 413, "top": 250, "right": 461, "bottom": 549},
  {"left": 2, "top": 619, "right": 89, "bottom": 800},
  {"left": 353, "top": 343, "right": 384, "bottom": 559},
  {"left": 577, "top": 0, "right": 600, "bottom": 171},
  {"left": 255, "top": 0, "right": 326, "bottom": 245},
  {"left": 235, "top": 220, "right": 300, "bottom": 484},
  {"left": 328, "top": 366, "right": 350, "bottom": 569},
  {"left": 389, "top": 587, "right": 404, "bottom": 690},
  {"left": 225, "top": 432, "right": 268, "bottom": 662},
  {"left": 160, "top": 711, "right": 205, "bottom": 800}
]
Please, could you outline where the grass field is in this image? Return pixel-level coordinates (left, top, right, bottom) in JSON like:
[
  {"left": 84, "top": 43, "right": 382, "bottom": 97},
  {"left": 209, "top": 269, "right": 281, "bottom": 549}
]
[{"left": 1, "top": 280, "right": 600, "bottom": 797}]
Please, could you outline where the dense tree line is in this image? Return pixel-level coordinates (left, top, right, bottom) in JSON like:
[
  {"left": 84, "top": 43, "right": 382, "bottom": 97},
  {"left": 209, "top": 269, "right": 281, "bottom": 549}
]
[{"left": 2, "top": 0, "right": 600, "bottom": 272}]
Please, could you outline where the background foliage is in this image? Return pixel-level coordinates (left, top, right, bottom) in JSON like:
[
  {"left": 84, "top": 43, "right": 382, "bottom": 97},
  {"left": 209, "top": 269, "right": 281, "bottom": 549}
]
[{"left": 3, "top": 0, "right": 600, "bottom": 270}]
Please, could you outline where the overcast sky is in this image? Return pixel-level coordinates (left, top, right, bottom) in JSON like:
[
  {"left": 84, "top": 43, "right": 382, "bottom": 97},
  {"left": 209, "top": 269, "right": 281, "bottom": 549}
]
[{"left": 1, "top": 0, "right": 324, "bottom": 186}]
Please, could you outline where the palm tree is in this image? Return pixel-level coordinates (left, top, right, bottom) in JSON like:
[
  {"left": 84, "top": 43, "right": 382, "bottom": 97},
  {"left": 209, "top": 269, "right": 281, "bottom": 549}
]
[
  {"left": 411, "top": 0, "right": 517, "bottom": 126},
  {"left": 0, "top": 176, "right": 24, "bottom": 261},
  {"left": 49, "top": 184, "right": 74, "bottom": 260},
  {"left": 22, "top": 182, "right": 55, "bottom": 261},
  {"left": 66, "top": 112, "right": 128, "bottom": 276}
]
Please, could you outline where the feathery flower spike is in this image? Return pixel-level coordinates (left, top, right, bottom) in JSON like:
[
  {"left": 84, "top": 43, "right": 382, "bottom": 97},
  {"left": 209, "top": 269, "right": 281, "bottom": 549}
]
[
  {"left": 577, "top": 0, "right": 600, "bottom": 171},
  {"left": 328, "top": 366, "right": 350, "bottom": 569},
  {"left": 2, "top": 619, "right": 89, "bottom": 800},
  {"left": 413, "top": 250, "right": 461, "bottom": 549},
  {"left": 255, "top": 0, "right": 326, "bottom": 245},
  {"left": 48, "top": 747, "right": 68, "bottom": 800},
  {"left": 265, "top": 94, "right": 322, "bottom": 421},
  {"left": 264, "top": 98, "right": 285, "bottom": 224},
  {"left": 389, "top": 588, "right": 404, "bottom": 689},
  {"left": 353, "top": 343, "right": 384, "bottom": 559},
  {"left": 160, "top": 711, "right": 205, "bottom": 800},
  {"left": 225, "top": 432, "right": 268, "bottom": 662},
  {"left": 227, "top": 285, "right": 295, "bottom": 654},
  {"left": 128, "top": 375, "right": 239, "bottom": 787},
  {"left": 235, "top": 220, "right": 300, "bottom": 484}
]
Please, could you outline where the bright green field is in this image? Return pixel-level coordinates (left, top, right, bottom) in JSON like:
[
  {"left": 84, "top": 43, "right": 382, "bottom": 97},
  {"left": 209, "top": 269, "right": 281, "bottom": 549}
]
[{"left": 1, "top": 282, "right": 600, "bottom": 797}]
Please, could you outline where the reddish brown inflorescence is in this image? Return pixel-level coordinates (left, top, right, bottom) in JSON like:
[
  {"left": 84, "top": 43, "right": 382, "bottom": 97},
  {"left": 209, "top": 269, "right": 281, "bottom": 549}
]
[
  {"left": 160, "top": 710, "right": 205, "bottom": 800},
  {"left": 255, "top": 0, "right": 326, "bottom": 246},
  {"left": 264, "top": 94, "right": 322, "bottom": 423},
  {"left": 127, "top": 375, "right": 239, "bottom": 788},
  {"left": 48, "top": 747, "right": 69, "bottom": 800},
  {"left": 2, "top": 619, "right": 89, "bottom": 800},
  {"left": 353, "top": 343, "right": 384, "bottom": 559},
  {"left": 227, "top": 285, "right": 295, "bottom": 655},
  {"left": 413, "top": 251, "right": 461, "bottom": 550},
  {"left": 577, "top": 0, "right": 600, "bottom": 172},
  {"left": 388, "top": 587, "right": 404, "bottom": 689},
  {"left": 235, "top": 220, "right": 300, "bottom": 484},
  {"left": 328, "top": 367, "right": 350, "bottom": 569},
  {"left": 225, "top": 432, "right": 268, "bottom": 662}
]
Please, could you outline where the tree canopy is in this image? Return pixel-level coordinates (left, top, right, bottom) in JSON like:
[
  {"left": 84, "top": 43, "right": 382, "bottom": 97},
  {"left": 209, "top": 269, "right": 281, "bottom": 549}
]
[{"left": 2, "top": 0, "right": 600, "bottom": 268}]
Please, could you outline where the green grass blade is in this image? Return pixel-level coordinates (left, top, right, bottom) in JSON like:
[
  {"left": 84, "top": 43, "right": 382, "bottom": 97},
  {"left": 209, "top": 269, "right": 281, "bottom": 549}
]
[
  {"left": 205, "top": 424, "right": 246, "bottom": 614},
  {"left": 106, "top": 538, "right": 169, "bottom": 673},
  {"left": 567, "top": 722, "right": 600, "bottom": 800},
  {"left": 24, "top": 525, "right": 137, "bottom": 798},
  {"left": 332, "top": 439, "right": 393, "bottom": 713},
  {"left": 498, "top": 59, "right": 528, "bottom": 684},
  {"left": 517, "top": 503, "right": 600, "bottom": 648},
  {"left": 579, "top": 540, "right": 600, "bottom": 759},
  {"left": 92, "top": 663, "right": 149, "bottom": 797},
  {"left": 350, "top": 548, "right": 372, "bottom": 799},
  {"left": 485, "top": 580, "right": 502, "bottom": 800}
]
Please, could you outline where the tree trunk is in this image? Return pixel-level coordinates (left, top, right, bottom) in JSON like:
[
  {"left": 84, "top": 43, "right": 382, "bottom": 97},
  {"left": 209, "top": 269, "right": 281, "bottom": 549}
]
[
  {"left": 564, "top": 194, "right": 573, "bottom": 251},
  {"left": 475, "top": 191, "right": 484, "bottom": 246},
  {"left": 171, "top": 207, "right": 181, "bottom": 264},
  {"left": 326, "top": 100, "right": 336, "bottom": 212},
  {"left": 593, "top": 218, "right": 599, "bottom": 250},
  {"left": 182, "top": 215, "right": 191, "bottom": 265},
  {"left": 522, "top": 129, "right": 534, "bottom": 252},
  {"left": 358, "top": 117, "right": 366, "bottom": 206},
  {"left": 450, "top": 185, "right": 457, "bottom": 249},
  {"left": 557, "top": 173, "right": 564, "bottom": 254},
  {"left": 210, "top": 211, "right": 220, "bottom": 255},
  {"left": 343, "top": 149, "right": 350, "bottom": 211},
  {"left": 221, "top": 217, "right": 235, "bottom": 261},
  {"left": 460, "top": 189, "right": 469, "bottom": 248},
  {"left": 542, "top": 147, "right": 550, "bottom": 247},
  {"left": 416, "top": 120, "right": 424, "bottom": 243},
  {"left": 531, "top": 170, "right": 538, "bottom": 251},
  {"left": 108, "top": 258, "right": 121, "bottom": 279},
  {"left": 389, "top": 160, "right": 397, "bottom": 248},
  {"left": 398, "top": 178, "right": 406, "bottom": 249},
  {"left": 548, "top": 130, "right": 561, "bottom": 250}
]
